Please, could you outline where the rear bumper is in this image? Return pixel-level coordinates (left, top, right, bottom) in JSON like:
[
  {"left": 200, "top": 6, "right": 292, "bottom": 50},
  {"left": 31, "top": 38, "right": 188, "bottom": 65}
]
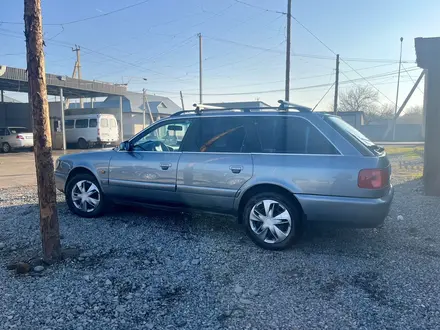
[
  {"left": 296, "top": 186, "right": 394, "bottom": 228},
  {"left": 12, "top": 140, "right": 33, "bottom": 148}
]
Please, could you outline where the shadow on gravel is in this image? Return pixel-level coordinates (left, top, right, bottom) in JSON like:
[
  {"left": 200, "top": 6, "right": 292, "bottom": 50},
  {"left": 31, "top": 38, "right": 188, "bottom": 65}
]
[{"left": 0, "top": 178, "right": 433, "bottom": 259}]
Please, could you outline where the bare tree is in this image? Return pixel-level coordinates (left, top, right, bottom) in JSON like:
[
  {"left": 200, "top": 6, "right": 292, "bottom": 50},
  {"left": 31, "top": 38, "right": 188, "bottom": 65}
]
[
  {"left": 339, "top": 85, "right": 379, "bottom": 113},
  {"left": 375, "top": 103, "right": 394, "bottom": 120},
  {"left": 404, "top": 105, "right": 423, "bottom": 115},
  {"left": 401, "top": 105, "right": 424, "bottom": 124},
  {"left": 24, "top": 0, "right": 61, "bottom": 262}
]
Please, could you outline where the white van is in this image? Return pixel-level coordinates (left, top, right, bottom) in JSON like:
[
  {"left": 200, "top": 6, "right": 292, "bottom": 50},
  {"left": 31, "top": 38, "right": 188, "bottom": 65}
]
[{"left": 65, "top": 114, "right": 119, "bottom": 148}]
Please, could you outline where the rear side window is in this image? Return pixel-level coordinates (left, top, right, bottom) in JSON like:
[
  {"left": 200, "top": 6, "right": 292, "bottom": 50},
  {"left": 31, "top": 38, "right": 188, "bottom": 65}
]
[
  {"left": 194, "top": 117, "right": 247, "bottom": 153},
  {"left": 323, "top": 115, "right": 375, "bottom": 156},
  {"left": 75, "top": 119, "right": 88, "bottom": 128},
  {"left": 253, "top": 117, "right": 338, "bottom": 154},
  {"left": 110, "top": 119, "right": 117, "bottom": 128},
  {"left": 100, "top": 118, "right": 109, "bottom": 128},
  {"left": 65, "top": 120, "right": 74, "bottom": 129},
  {"left": 89, "top": 119, "right": 97, "bottom": 128}
]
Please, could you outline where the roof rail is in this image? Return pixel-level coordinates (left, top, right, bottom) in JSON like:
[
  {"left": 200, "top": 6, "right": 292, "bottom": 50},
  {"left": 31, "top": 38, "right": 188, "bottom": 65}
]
[
  {"left": 170, "top": 101, "right": 312, "bottom": 117},
  {"left": 192, "top": 103, "right": 226, "bottom": 110},
  {"left": 277, "top": 100, "right": 312, "bottom": 112}
]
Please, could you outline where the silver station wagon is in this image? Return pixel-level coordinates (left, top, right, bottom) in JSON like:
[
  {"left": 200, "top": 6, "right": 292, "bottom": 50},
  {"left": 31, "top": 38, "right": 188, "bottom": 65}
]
[{"left": 55, "top": 101, "right": 394, "bottom": 250}]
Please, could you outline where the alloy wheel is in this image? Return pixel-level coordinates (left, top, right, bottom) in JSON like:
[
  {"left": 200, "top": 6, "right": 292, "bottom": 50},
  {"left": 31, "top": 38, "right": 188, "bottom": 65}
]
[
  {"left": 71, "top": 180, "right": 101, "bottom": 213},
  {"left": 249, "top": 199, "right": 292, "bottom": 244},
  {"left": 2, "top": 143, "right": 11, "bottom": 153}
]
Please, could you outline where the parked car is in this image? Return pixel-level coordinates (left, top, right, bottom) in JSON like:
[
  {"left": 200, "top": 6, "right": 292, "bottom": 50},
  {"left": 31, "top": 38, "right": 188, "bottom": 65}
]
[
  {"left": 64, "top": 114, "right": 119, "bottom": 149},
  {"left": 0, "top": 127, "right": 33, "bottom": 153},
  {"left": 55, "top": 101, "right": 394, "bottom": 250}
]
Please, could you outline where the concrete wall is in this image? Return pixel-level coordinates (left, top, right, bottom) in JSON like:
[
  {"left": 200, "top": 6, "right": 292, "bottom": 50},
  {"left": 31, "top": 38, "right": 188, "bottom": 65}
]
[
  {"left": 0, "top": 103, "right": 33, "bottom": 129},
  {"left": 359, "top": 124, "right": 423, "bottom": 142},
  {"left": 338, "top": 113, "right": 364, "bottom": 129},
  {"left": 0, "top": 102, "right": 64, "bottom": 149}
]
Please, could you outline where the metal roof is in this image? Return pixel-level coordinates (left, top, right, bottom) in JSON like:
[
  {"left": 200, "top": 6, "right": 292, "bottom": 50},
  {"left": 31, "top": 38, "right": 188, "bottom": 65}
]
[
  {"left": 0, "top": 65, "right": 127, "bottom": 98},
  {"left": 1, "top": 95, "right": 22, "bottom": 103},
  {"left": 103, "top": 92, "right": 181, "bottom": 114}
]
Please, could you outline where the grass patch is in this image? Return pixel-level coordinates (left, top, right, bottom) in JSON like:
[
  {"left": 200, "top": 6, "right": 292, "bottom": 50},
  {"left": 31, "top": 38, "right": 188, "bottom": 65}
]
[{"left": 385, "top": 146, "right": 424, "bottom": 157}]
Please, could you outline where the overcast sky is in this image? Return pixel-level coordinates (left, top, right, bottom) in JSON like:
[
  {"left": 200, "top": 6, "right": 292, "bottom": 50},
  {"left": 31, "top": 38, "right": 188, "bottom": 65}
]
[{"left": 1, "top": 0, "right": 439, "bottom": 109}]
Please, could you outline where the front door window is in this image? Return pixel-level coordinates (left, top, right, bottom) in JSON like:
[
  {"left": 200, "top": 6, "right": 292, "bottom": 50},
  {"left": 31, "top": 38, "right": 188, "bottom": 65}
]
[{"left": 131, "top": 119, "right": 193, "bottom": 152}]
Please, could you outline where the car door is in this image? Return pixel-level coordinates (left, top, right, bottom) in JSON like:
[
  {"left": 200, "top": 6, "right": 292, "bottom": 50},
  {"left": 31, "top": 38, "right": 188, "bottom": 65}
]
[
  {"left": 107, "top": 118, "right": 195, "bottom": 204},
  {"left": 176, "top": 116, "right": 254, "bottom": 213}
]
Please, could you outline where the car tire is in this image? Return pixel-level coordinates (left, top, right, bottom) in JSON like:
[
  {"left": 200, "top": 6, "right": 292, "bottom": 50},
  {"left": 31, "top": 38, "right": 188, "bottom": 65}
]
[
  {"left": 243, "top": 192, "right": 301, "bottom": 250},
  {"left": 2, "top": 143, "right": 11, "bottom": 153},
  {"left": 65, "top": 173, "right": 106, "bottom": 218},
  {"left": 77, "top": 138, "right": 89, "bottom": 149}
]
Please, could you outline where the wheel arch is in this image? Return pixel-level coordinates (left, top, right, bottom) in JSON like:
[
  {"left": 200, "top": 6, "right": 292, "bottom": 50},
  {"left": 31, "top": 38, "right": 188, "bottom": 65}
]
[
  {"left": 236, "top": 183, "right": 304, "bottom": 224},
  {"left": 65, "top": 166, "right": 100, "bottom": 192}
]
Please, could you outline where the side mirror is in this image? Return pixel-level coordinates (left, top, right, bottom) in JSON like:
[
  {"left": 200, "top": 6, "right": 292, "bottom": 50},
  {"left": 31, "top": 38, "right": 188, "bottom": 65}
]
[{"left": 119, "top": 141, "right": 132, "bottom": 151}]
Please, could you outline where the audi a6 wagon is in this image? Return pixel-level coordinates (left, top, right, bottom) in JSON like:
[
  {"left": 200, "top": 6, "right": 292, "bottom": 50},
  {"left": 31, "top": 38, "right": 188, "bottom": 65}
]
[{"left": 55, "top": 101, "right": 393, "bottom": 250}]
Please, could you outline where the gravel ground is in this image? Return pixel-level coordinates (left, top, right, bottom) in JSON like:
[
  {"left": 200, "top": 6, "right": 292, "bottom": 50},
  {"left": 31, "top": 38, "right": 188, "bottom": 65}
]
[{"left": 1, "top": 154, "right": 440, "bottom": 330}]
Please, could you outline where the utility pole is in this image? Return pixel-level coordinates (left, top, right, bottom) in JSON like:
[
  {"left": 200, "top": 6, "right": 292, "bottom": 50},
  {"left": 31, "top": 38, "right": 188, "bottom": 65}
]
[
  {"left": 284, "top": 0, "right": 292, "bottom": 101},
  {"left": 333, "top": 54, "right": 340, "bottom": 114},
  {"left": 180, "top": 91, "right": 185, "bottom": 110},
  {"left": 142, "top": 88, "right": 147, "bottom": 128},
  {"left": 24, "top": 0, "right": 61, "bottom": 262},
  {"left": 198, "top": 33, "right": 203, "bottom": 104},
  {"left": 392, "top": 37, "right": 404, "bottom": 141},
  {"left": 143, "top": 88, "right": 154, "bottom": 123},
  {"left": 72, "top": 45, "right": 83, "bottom": 108}
]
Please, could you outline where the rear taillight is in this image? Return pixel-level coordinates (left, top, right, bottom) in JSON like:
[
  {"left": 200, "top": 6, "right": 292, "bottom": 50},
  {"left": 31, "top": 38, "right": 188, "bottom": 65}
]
[
  {"left": 358, "top": 168, "right": 389, "bottom": 189},
  {"left": 16, "top": 135, "right": 24, "bottom": 140}
]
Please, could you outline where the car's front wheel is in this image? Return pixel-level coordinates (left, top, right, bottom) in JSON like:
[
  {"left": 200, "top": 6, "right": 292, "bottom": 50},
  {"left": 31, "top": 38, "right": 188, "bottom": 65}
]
[
  {"left": 243, "top": 192, "right": 301, "bottom": 250},
  {"left": 65, "top": 173, "right": 105, "bottom": 218},
  {"left": 2, "top": 142, "right": 11, "bottom": 153}
]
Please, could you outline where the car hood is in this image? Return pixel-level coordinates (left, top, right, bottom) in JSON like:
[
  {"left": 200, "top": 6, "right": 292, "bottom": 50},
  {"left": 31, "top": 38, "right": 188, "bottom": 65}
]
[{"left": 58, "top": 149, "right": 115, "bottom": 162}]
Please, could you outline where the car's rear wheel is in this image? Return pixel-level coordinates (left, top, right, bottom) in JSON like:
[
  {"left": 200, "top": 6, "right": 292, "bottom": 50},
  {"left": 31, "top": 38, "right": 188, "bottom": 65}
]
[
  {"left": 1, "top": 143, "right": 11, "bottom": 153},
  {"left": 65, "top": 173, "right": 105, "bottom": 218},
  {"left": 77, "top": 138, "right": 89, "bottom": 149},
  {"left": 243, "top": 192, "right": 301, "bottom": 250}
]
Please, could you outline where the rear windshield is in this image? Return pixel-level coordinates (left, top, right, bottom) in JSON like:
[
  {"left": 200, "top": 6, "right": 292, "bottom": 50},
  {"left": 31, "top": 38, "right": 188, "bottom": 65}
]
[
  {"left": 324, "top": 115, "right": 383, "bottom": 155},
  {"left": 9, "top": 127, "right": 28, "bottom": 134},
  {"left": 100, "top": 118, "right": 109, "bottom": 127}
]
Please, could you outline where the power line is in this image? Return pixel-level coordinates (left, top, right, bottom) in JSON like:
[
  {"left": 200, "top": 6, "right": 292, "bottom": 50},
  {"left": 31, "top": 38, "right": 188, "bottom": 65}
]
[
  {"left": 145, "top": 69, "right": 420, "bottom": 96},
  {"left": 312, "top": 82, "right": 335, "bottom": 111},
  {"left": 287, "top": 15, "right": 396, "bottom": 104},
  {"left": 0, "top": 0, "right": 152, "bottom": 26},
  {"left": 233, "top": 0, "right": 286, "bottom": 15},
  {"left": 401, "top": 64, "right": 424, "bottom": 94}
]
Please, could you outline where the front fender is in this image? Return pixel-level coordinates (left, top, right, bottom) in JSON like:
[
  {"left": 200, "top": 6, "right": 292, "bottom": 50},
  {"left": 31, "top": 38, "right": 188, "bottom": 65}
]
[{"left": 59, "top": 158, "right": 111, "bottom": 193}]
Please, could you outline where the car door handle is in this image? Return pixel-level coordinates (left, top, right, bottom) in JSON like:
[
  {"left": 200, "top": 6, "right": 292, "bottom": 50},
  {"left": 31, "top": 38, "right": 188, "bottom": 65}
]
[
  {"left": 229, "top": 165, "right": 243, "bottom": 174},
  {"left": 160, "top": 163, "right": 172, "bottom": 170}
]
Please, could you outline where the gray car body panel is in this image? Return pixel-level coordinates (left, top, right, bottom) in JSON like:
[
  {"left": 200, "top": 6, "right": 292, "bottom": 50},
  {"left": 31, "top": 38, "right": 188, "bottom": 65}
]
[{"left": 55, "top": 111, "right": 393, "bottom": 226}]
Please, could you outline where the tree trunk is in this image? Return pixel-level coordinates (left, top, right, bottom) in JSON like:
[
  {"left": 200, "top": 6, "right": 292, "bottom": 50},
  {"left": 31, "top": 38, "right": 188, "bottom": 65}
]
[{"left": 24, "top": 0, "right": 61, "bottom": 262}]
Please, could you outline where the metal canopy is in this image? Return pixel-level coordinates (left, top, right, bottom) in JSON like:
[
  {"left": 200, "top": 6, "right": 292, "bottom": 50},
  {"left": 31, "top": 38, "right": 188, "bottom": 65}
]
[{"left": 0, "top": 65, "right": 127, "bottom": 98}]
